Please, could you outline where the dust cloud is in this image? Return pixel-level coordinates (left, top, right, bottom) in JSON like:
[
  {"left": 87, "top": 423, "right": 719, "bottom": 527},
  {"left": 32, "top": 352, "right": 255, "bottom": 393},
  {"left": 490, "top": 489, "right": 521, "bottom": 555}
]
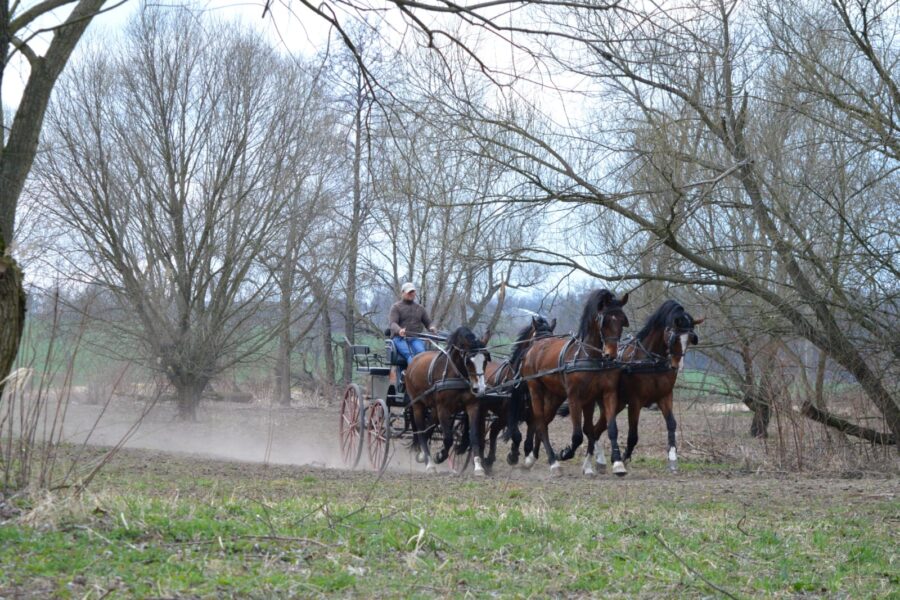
[{"left": 59, "top": 397, "right": 344, "bottom": 469}]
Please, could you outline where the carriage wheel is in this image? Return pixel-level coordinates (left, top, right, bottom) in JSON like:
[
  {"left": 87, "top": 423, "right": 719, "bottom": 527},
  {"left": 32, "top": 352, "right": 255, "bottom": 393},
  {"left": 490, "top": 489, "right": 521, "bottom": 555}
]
[
  {"left": 447, "top": 415, "right": 472, "bottom": 475},
  {"left": 339, "top": 384, "right": 365, "bottom": 468},
  {"left": 366, "top": 399, "right": 391, "bottom": 473}
]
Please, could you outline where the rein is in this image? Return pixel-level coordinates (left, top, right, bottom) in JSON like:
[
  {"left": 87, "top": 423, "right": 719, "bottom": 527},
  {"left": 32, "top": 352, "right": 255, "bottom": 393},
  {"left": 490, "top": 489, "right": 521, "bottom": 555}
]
[{"left": 617, "top": 334, "right": 676, "bottom": 374}]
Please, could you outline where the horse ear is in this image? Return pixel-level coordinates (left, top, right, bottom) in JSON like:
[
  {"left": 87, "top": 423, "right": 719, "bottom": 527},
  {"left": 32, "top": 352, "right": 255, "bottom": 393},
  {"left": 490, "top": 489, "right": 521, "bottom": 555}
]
[
  {"left": 481, "top": 330, "right": 492, "bottom": 345},
  {"left": 549, "top": 318, "right": 557, "bottom": 332},
  {"left": 693, "top": 317, "right": 705, "bottom": 325},
  {"left": 531, "top": 316, "right": 538, "bottom": 328},
  {"left": 620, "top": 292, "right": 629, "bottom": 306}
]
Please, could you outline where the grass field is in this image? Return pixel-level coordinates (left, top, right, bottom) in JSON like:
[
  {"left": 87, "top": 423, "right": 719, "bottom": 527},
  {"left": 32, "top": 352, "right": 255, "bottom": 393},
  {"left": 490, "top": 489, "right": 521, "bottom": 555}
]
[{"left": 1, "top": 445, "right": 897, "bottom": 599}]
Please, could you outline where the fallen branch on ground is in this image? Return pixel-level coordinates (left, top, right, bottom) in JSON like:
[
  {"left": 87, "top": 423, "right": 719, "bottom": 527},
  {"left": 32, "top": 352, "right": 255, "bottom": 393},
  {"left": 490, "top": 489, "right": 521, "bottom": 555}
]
[{"left": 799, "top": 401, "right": 895, "bottom": 446}]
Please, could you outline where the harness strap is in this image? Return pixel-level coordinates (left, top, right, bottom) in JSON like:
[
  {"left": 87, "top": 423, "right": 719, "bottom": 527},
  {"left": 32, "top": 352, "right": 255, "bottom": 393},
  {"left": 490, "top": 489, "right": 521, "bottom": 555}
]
[
  {"left": 408, "top": 377, "right": 473, "bottom": 406},
  {"left": 618, "top": 334, "right": 676, "bottom": 374}
]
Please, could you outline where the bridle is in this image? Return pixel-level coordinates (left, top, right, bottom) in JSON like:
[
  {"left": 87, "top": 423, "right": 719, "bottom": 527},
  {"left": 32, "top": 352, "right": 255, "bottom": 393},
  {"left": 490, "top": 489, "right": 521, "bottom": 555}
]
[
  {"left": 665, "top": 325, "right": 698, "bottom": 359},
  {"left": 594, "top": 307, "right": 628, "bottom": 349},
  {"left": 445, "top": 342, "right": 489, "bottom": 393}
]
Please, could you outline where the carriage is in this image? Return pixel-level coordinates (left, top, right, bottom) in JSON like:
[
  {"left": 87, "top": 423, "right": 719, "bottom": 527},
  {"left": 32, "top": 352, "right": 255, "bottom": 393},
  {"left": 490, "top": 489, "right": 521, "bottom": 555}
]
[
  {"left": 338, "top": 334, "right": 481, "bottom": 473},
  {"left": 337, "top": 294, "right": 702, "bottom": 476}
]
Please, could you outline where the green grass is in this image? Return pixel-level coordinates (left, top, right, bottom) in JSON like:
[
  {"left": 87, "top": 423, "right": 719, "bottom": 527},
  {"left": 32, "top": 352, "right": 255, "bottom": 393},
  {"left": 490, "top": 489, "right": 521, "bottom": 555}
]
[{"left": 1, "top": 449, "right": 897, "bottom": 598}]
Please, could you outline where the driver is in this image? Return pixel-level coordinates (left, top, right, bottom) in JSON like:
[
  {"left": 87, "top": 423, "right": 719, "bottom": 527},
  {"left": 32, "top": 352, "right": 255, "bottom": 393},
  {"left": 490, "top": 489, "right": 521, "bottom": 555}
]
[{"left": 389, "top": 282, "right": 437, "bottom": 367}]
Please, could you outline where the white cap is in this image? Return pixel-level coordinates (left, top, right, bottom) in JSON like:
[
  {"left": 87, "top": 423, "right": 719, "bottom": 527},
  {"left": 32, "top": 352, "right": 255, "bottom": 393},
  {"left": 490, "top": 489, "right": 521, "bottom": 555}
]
[{"left": 401, "top": 282, "right": 416, "bottom": 294}]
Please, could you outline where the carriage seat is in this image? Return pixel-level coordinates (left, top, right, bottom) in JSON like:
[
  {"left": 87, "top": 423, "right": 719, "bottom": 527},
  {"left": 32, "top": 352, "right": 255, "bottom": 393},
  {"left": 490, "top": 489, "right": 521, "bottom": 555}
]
[{"left": 385, "top": 339, "right": 408, "bottom": 368}]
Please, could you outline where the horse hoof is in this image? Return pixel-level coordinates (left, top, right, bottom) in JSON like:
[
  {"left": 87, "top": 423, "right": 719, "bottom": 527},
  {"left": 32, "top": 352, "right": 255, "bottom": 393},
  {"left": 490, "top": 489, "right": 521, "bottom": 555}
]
[
  {"left": 425, "top": 463, "right": 437, "bottom": 474},
  {"left": 416, "top": 452, "right": 426, "bottom": 464},
  {"left": 596, "top": 464, "right": 607, "bottom": 474},
  {"left": 668, "top": 461, "right": 678, "bottom": 473},
  {"left": 523, "top": 455, "right": 536, "bottom": 469},
  {"left": 582, "top": 467, "right": 595, "bottom": 477},
  {"left": 549, "top": 463, "right": 561, "bottom": 476},
  {"left": 507, "top": 453, "right": 519, "bottom": 466},
  {"left": 612, "top": 461, "right": 627, "bottom": 477},
  {"left": 474, "top": 467, "right": 486, "bottom": 477}
]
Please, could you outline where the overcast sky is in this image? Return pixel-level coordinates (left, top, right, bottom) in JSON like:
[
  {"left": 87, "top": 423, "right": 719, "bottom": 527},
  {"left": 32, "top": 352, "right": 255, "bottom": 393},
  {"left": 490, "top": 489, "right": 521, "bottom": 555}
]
[{"left": 3, "top": 0, "right": 335, "bottom": 110}]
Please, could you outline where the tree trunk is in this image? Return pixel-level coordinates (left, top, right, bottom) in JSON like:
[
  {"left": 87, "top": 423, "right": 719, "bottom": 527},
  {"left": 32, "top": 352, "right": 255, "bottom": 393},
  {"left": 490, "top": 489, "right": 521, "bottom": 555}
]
[
  {"left": 747, "top": 395, "right": 771, "bottom": 439},
  {"left": 0, "top": 0, "right": 106, "bottom": 391},
  {"left": 0, "top": 0, "right": 107, "bottom": 243},
  {"left": 344, "top": 76, "right": 364, "bottom": 384},
  {"left": 322, "top": 307, "right": 335, "bottom": 385},
  {"left": 173, "top": 376, "right": 208, "bottom": 421},
  {"left": 0, "top": 256, "right": 26, "bottom": 400},
  {"left": 276, "top": 331, "right": 291, "bottom": 407}
]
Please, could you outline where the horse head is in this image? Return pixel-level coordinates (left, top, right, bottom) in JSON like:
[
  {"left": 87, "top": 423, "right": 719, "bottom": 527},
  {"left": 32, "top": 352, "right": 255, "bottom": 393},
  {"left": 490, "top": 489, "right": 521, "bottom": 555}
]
[
  {"left": 665, "top": 310, "right": 703, "bottom": 371},
  {"left": 532, "top": 315, "right": 557, "bottom": 337},
  {"left": 578, "top": 289, "right": 630, "bottom": 358},
  {"left": 446, "top": 327, "right": 492, "bottom": 395},
  {"left": 634, "top": 300, "right": 702, "bottom": 370}
]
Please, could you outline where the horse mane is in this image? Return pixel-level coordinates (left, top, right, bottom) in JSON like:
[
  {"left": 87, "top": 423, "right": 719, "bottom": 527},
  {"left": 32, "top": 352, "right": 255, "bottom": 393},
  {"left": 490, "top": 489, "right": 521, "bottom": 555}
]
[
  {"left": 636, "top": 300, "right": 686, "bottom": 341},
  {"left": 445, "top": 326, "right": 481, "bottom": 351},
  {"left": 577, "top": 289, "right": 616, "bottom": 340},
  {"left": 509, "top": 317, "right": 551, "bottom": 368}
]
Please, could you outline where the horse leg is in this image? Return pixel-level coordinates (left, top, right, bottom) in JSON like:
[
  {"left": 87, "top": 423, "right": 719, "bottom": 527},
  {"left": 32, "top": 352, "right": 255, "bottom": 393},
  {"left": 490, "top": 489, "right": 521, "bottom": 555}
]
[
  {"left": 467, "top": 400, "right": 486, "bottom": 476},
  {"left": 433, "top": 403, "right": 455, "bottom": 466},
  {"left": 559, "top": 399, "right": 584, "bottom": 461},
  {"left": 506, "top": 386, "right": 524, "bottom": 465},
  {"left": 587, "top": 408, "right": 607, "bottom": 473},
  {"left": 623, "top": 401, "right": 642, "bottom": 463},
  {"left": 581, "top": 400, "right": 597, "bottom": 476},
  {"left": 658, "top": 393, "right": 678, "bottom": 473},
  {"left": 412, "top": 402, "right": 436, "bottom": 473},
  {"left": 603, "top": 390, "right": 627, "bottom": 476},
  {"left": 486, "top": 408, "right": 503, "bottom": 469},
  {"left": 523, "top": 384, "right": 544, "bottom": 469},
  {"left": 531, "top": 392, "right": 560, "bottom": 474}
]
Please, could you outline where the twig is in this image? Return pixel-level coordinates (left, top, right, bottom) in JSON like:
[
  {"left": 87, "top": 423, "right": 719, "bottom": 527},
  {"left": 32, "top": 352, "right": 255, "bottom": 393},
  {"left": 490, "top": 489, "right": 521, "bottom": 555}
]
[
  {"left": 73, "top": 525, "right": 141, "bottom": 552},
  {"left": 644, "top": 526, "right": 742, "bottom": 600},
  {"left": 165, "top": 534, "right": 330, "bottom": 548}
]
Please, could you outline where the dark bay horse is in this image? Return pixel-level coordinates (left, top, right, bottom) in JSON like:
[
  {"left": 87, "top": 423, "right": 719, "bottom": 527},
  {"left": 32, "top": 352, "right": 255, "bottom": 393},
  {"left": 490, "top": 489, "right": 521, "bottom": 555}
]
[
  {"left": 611, "top": 300, "right": 703, "bottom": 473},
  {"left": 482, "top": 315, "right": 557, "bottom": 468},
  {"left": 405, "top": 326, "right": 492, "bottom": 475},
  {"left": 520, "top": 289, "right": 629, "bottom": 475}
]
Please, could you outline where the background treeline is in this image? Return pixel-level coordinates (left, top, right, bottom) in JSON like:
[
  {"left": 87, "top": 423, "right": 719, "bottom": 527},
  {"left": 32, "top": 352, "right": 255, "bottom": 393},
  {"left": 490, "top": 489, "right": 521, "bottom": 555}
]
[{"left": 10, "top": 1, "right": 898, "bottom": 452}]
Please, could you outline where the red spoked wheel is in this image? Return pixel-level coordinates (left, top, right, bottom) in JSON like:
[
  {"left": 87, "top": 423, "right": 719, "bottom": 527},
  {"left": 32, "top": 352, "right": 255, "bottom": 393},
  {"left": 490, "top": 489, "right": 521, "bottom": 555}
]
[
  {"left": 447, "top": 415, "right": 472, "bottom": 475},
  {"left": 366, "top": 398, "right": 391, "bottom": 473},
  {"left": 339, "top": 384, "right": 365, "bottom": 468}
]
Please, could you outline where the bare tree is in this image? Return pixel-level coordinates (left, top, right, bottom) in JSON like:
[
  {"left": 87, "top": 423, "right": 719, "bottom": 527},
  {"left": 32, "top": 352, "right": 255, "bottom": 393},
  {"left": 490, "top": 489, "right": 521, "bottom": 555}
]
[
  {"left": 399, "top": 0, "right": 900, "bottom": 444},
  {"left": 36, "top": 9, "right": 315, "bottom": 419},
  {"left": 0, "top": 0, "right": 120, "bottom": 399}
]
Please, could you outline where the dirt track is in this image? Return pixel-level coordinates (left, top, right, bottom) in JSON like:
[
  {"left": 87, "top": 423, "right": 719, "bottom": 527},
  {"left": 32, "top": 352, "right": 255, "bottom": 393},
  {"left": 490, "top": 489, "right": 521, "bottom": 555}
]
[{"left": 58, "top": 394, "right": 898, "bottom": 486}]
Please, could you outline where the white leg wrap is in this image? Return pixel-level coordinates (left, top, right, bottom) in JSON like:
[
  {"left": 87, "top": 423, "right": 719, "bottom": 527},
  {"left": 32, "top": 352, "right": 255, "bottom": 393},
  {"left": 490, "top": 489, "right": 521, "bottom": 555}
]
[
  {"left": 549, "top": 461, "right": 561, "bottom": 475},
  {"left": 523, "top": 454, "right": 535, "bottom": 468},
  {"left": 595, "top": 447, "right": 607, "bottom": 473},
  {"left": 416, "top": 451, "right": 426, "bottom": 464},
  {"left": 582, "top": 455, "right": 595, "bottom": 476},
  {"left": 425, "top": 459, "right": 436, "bottom": 473},
  {"left": 667, "top": 447, "right": 678, "bottom": 472},
  {"left": 473, "top": 457, "right": 485, "bottom": 476},
  {"left": 612, "top": 460, "right": 627, "bottom": 476}
]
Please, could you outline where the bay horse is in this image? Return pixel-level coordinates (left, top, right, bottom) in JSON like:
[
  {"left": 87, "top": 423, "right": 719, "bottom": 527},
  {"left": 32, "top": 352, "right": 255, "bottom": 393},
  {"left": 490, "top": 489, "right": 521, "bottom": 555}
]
[
  {"left": 608, "top": 300, "right": 703, "bottom": 473},
  {"left": 520, "top": 289, "right": 629, "bottom": 475},
  {"left": 405, "top": 326, "right": 492, "bottom": 475},
  {"left": 481, "top": 315, "right": 557, "bottom": 468}
]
